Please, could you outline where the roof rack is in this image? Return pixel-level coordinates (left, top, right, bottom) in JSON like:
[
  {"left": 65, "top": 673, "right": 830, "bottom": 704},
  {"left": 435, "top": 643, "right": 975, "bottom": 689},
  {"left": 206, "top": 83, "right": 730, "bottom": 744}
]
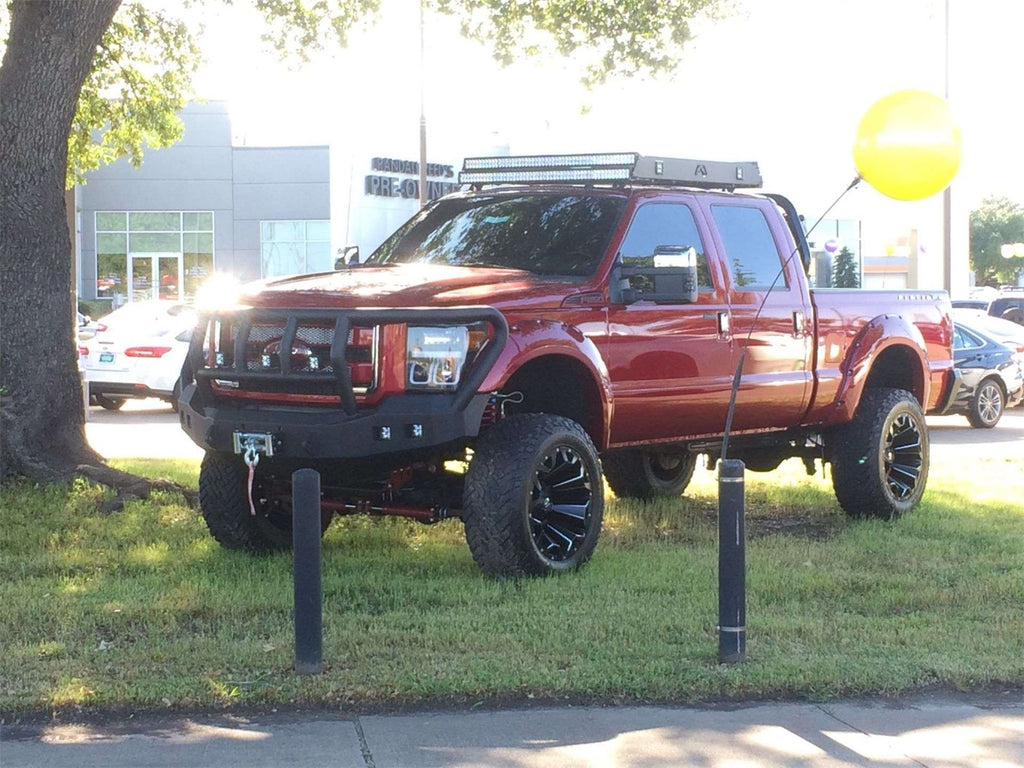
[{"left": 459, "top": 152, "right": 762, "bottom": 190}]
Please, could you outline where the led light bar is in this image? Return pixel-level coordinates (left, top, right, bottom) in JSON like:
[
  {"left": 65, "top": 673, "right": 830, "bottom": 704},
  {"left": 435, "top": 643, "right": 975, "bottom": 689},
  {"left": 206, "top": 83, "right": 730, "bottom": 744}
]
[
  {"left": 459, "top": 152, "right": 762, "bottom": 190},
  {"left": 462, "top": 153, "right": 639, "bottom": 172}
]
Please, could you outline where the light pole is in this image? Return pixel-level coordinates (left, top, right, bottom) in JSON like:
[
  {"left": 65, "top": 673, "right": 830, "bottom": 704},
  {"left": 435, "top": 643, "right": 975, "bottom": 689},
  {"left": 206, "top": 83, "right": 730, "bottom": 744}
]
[
  {"left": 418, "top": 0, "right": 428, "bottom": 209},
  {"left": 942, "top": 0, "right": 952, "bottom": 294}
]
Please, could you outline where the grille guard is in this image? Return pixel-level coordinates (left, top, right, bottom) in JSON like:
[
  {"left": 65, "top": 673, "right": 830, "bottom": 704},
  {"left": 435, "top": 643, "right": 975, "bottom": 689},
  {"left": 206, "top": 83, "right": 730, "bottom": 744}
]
[{"left": 183, "top": 305, "right": 509, "bottom": 415}]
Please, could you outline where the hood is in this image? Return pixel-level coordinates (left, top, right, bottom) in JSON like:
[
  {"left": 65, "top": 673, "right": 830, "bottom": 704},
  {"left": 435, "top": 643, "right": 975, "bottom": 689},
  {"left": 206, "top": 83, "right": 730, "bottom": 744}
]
[{"left": 243, "top": 264, "right": 578, "bottom": 310}]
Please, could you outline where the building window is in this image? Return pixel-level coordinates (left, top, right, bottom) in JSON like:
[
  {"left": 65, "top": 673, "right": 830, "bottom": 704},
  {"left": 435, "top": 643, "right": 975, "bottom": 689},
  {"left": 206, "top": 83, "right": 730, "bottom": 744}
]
[
  {"left": 261, "top": 220, "right": 331, "bottom": 278},
  {"left": 96, "top": 211, "right": 214, "bottom": 303}
]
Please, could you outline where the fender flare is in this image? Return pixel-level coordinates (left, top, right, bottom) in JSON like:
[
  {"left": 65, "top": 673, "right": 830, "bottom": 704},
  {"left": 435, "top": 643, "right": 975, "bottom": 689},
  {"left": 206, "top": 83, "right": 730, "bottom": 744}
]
[
  {"left": 829, "top": 314, "right": 930, "bottom": 424},
  {"left": 478, "top": 317, "right": 614, "bottom": 448}
]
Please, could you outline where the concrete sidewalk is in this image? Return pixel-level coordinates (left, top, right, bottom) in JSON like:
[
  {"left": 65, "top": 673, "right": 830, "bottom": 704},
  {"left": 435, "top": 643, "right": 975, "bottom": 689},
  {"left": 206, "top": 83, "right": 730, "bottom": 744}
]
[{"left": 2, "top": 694, "right": 1021, "bottom": 767}]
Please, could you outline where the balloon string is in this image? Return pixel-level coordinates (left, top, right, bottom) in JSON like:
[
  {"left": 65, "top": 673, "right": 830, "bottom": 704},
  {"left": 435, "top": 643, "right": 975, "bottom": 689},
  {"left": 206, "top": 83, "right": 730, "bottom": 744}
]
[
  {"left": 803, "top": 176, "right": 862, "bottom": 241},
  {"left": 720, "top": 175, "right": 862, "bottom": 462}
]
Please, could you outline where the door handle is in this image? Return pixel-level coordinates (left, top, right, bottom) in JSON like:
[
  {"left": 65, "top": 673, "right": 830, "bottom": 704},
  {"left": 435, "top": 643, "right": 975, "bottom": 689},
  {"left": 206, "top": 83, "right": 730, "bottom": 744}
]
[
  {"left": 717, "top": 311, "right": 730, "bottom": 336},
  {"left": 792, "top": 311, "right": 806, "bottom": 336}
]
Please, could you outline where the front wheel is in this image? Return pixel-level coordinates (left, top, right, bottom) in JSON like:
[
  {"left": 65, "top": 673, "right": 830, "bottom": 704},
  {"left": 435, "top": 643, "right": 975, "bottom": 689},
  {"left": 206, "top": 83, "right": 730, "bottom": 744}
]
[
  {"left": 830, "top": 388, "right": 929, "bottom": 519},
  {"left": 198, "top": 452, "right": 332, "bottom": 553},
  {"left": 967, "top": 378, "right": 1004, "bottom": 429},
  {"left": 463, "top": 414, "right": 603, "bottom": 577},
  {"left": 602, "top": 449, "right": 695, "bottom": 500},
  {"left": 95, "top": 395, "right": 126, "bottom": 411}
]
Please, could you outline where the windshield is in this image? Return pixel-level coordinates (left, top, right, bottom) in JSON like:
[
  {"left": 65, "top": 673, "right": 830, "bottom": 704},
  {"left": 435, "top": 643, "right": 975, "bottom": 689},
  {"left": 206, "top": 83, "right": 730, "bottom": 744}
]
[{"left": 366, "top": 192, "right": 627, "bottom": 277}]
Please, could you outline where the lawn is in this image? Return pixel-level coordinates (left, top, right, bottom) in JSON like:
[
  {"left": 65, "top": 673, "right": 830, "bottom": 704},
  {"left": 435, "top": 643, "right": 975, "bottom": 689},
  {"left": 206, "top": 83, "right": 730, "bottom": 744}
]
[{"left": 0, "top": 449, "right": 1021, "bottom": 716}]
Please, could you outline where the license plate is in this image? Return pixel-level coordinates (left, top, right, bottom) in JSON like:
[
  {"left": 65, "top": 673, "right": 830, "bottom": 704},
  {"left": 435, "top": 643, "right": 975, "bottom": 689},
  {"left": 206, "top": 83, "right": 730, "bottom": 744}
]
[{"left": 99, "top": 352, "right": 115, "bottom": 363}]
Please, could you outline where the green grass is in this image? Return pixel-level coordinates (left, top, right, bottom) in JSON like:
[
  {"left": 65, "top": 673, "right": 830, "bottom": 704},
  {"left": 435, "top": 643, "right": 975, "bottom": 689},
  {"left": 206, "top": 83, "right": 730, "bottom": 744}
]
[{"left": 0, "top": 451, "right": 1021, "bottom": 716}]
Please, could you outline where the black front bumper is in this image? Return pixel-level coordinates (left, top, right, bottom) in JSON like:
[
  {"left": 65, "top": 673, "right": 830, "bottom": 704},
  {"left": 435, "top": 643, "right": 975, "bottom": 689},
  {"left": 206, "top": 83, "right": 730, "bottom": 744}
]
[
  {"left": 178, "top": 305, "right": 508, "bottom": 459},
  {"left": 178, "top": 386, "right": 493, "bottom": 459}
]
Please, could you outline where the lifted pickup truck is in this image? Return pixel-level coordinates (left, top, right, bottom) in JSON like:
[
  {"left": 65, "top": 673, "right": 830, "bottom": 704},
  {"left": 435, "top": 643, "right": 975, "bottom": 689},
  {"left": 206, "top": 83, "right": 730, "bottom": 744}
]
[{"left": 179, "top": 153, "right": 959, "bottom": 577}]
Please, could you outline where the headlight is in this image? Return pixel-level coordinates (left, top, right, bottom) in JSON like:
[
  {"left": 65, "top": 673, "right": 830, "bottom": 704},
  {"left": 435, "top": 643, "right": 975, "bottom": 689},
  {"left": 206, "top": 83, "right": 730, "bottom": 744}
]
[{"left": 406, "top": 326, "right": 469, "bottom": 390}]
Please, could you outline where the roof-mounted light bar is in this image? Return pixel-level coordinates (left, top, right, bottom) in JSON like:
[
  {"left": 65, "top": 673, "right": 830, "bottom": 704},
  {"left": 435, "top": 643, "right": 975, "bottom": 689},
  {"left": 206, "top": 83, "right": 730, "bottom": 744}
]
[
  {"left": 459, "top": 153, "right": 762, "bottom": 190},
  {"left": 460, "top": 153, "right": 637, "bottom": 185}
]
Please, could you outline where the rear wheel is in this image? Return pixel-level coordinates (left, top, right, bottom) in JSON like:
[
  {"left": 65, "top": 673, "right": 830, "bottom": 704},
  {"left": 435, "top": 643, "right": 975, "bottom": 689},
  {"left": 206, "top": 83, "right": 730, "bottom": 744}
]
[
  {"left": 198, "top": 452, "right": 332, "bottom": 552},
  {"left": 602, "top": 449, "right": 695, "bottom": 500},
  {"left": 967, "top": 377, "right": 1004, "bottom": 429},
  {"left": 463, "top": 414, "right": 603, "bottom": 577},
  {"left": 95, "top": 395, "right": 126, "bottom": 411},
  {"left": 831, "top": 388, "right": 928, "bottom": 519}
]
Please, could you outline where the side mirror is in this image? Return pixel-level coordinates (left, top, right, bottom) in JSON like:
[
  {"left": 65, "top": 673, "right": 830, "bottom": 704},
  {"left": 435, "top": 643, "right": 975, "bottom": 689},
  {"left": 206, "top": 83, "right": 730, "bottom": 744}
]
[
  {"left": 615, "top": 246, "right": 699, "bottom": 304},
  {"left": 334, "top": 245, "right": 360, "bottom": 270},
  {"left": 651, "top": 246, "right": 698, "bottom": 303}
]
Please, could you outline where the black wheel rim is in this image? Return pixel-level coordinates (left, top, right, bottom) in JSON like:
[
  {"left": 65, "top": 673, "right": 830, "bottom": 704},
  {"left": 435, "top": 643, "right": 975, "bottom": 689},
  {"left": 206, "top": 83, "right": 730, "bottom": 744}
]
[
  {"left": 529, "top": 445, "right": 593, "bottom": 563},
  {"left": 883, "top": 411, "right": 924, "bottom": 501},
  {"left": 977, "top": 383, "right": 1002, "bottom": 425}
]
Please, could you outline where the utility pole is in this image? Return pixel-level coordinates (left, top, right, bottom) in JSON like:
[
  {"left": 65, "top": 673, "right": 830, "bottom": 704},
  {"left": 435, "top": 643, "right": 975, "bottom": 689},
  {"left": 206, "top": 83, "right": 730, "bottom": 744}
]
[
  {"left": 942, "top": 0, "right": 952, "bottom": 294},
  {"left": 418, "top": 0, "right": 428, "bottom": 210}
]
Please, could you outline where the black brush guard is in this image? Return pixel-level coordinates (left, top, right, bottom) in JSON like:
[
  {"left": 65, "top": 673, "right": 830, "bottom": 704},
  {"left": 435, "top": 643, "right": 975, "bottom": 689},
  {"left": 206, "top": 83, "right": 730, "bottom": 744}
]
[{"left": 178, "top": 306, "right": 508, "bottom": 459}]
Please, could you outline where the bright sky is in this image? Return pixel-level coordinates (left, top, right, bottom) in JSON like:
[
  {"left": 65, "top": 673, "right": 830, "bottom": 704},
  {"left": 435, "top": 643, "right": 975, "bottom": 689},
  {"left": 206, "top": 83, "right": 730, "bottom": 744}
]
[{"left": 193, "top": 0, "right": 1024, "bottom": 276}]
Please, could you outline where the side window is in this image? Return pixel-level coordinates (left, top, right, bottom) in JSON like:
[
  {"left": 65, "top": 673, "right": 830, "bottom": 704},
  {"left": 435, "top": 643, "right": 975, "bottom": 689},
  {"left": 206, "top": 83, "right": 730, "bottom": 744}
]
[
  {"left": 710, "top": 204, "right": 785, "bottom": 288},
  {"left": 952, "top": 327, "right": 968, "bottom": 351},
  {"left": 953, "top": 326, "right": 981, "bottom": 351},
  {"left": 618, "top": 203, "right": 712, "bottom": 290}
]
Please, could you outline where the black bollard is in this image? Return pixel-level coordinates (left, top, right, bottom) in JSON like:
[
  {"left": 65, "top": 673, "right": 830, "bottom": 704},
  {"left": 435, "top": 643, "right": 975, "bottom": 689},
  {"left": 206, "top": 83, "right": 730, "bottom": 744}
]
[
  {"left": 717, "top": 458, "right": 746, "bottom": 664},
  {"left": 292, "top": 468, "right": 323, "bottom": 675}
]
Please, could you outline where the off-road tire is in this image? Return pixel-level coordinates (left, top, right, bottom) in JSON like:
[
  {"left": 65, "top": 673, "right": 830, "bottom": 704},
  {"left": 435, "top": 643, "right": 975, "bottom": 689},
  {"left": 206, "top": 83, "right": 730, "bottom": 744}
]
[
  {"left": 966, "top": 377, "right": 1004, "bottom": 429},
  {"left": 463, "top": 414, "right": 603, "bottom": 577},
  {"left": 95, "top": 395, "right": 126, "bottom": 411},
  {"left": 602, "top": 449, "right": 695, "bottom": 500},
  {"left": 831, "top": 388, "right": 929, "bottom": 519},
  {"left": 198, "top": 452, "right": 331, "bottom": 553}
]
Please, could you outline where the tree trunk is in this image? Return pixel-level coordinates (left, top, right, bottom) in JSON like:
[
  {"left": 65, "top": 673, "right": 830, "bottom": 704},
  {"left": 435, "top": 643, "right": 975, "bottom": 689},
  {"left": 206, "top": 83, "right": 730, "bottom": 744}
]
[{"left": 0, "top": 0, "right": 121, "bottom": 482}]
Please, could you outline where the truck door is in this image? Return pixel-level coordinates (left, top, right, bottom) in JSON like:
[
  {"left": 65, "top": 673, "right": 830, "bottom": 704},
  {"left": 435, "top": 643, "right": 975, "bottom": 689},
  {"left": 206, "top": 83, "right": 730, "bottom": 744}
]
[
  {"left": 700, "top": 199, "right": 814, "bottom": 430},
  {"left": 603, "top": 197, "right": 737, "bottom": 443}
]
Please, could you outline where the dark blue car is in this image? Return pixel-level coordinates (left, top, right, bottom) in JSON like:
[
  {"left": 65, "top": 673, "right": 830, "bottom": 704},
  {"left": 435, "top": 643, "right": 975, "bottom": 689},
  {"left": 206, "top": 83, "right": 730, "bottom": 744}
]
[{"left": 951, "top": 321, "right": 1024, "bottom": 428}]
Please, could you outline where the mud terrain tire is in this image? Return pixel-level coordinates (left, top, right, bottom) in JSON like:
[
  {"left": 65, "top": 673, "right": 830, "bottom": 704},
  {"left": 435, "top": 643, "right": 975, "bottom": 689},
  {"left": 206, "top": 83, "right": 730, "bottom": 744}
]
[
  {"left": 463, "top": 414, "right": 603, "bottom": 577},
  {"left": 198, "top": 452, "right": 331, "bottom": 552},
  {"left": 831, "top": 388, "right": 929, "bottom": 519}
]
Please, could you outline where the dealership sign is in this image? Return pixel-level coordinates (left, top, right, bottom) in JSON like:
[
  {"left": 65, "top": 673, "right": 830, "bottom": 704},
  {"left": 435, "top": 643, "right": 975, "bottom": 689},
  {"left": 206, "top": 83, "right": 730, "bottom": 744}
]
[{"left": 365, "top": 156, "right": 458, "bottom": 200}]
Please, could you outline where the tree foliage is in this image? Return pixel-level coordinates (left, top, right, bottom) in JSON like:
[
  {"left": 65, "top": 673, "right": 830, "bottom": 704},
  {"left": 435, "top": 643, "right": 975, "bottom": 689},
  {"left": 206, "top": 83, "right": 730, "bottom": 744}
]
[
  {"left": 832, "top": 246, "right": 860, "bottom": 288},
  {"left": 969, "top": 197, "right": 1024, "bottom": 286},
  {"left": 0, "top": 2, "right": 201, "bottom": 187},
  {"left": 68, "top": 2, "right": 201, "bottom": 187},
  {"left": 256, "top": 0, "right": 724, "bottom": 86}
]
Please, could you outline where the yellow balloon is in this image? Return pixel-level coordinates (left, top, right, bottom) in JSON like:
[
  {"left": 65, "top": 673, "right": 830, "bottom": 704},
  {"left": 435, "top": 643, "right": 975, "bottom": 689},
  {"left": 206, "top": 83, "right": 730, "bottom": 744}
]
[{"left": 853, "top": 90, "right": 962, "bottom": 201}]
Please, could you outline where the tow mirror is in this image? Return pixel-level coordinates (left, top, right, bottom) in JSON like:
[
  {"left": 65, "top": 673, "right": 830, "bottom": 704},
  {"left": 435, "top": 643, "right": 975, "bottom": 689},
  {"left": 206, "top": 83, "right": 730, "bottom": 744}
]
[
  {"left": 334, "top": 245, "right": 360, "bottom": 270},
  {"left": 614, "top": 246, "right": 699, "bottom": 304}
]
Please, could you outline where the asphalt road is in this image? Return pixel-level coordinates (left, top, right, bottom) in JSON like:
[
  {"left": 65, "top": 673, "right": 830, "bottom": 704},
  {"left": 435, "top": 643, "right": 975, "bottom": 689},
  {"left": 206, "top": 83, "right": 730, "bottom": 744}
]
[{"left": 84, "top": 398, "right": 1024, "bottom": 463}]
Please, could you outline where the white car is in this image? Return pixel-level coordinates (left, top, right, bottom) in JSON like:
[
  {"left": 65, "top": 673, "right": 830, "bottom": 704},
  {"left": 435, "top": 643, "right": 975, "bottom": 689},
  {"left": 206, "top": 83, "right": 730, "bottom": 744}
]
[{"left": 80, "top": 301, "right": 196, "bottom": 411}]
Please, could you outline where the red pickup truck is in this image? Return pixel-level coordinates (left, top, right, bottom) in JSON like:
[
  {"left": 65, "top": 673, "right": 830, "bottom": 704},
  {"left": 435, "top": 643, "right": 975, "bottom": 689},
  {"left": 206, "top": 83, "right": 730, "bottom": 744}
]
[{"left": 179, "top": 153, "right": 959, "bottom": 576}]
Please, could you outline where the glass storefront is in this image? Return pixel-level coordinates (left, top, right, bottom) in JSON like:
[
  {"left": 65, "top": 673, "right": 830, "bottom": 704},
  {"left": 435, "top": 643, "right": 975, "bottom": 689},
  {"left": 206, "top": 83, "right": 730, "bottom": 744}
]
[
  {"left": 261, "top": 220, "right": 331, "bottom": 277},
  {"left": 96, "top": 211, "right": 214, "bottom": 303}
]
